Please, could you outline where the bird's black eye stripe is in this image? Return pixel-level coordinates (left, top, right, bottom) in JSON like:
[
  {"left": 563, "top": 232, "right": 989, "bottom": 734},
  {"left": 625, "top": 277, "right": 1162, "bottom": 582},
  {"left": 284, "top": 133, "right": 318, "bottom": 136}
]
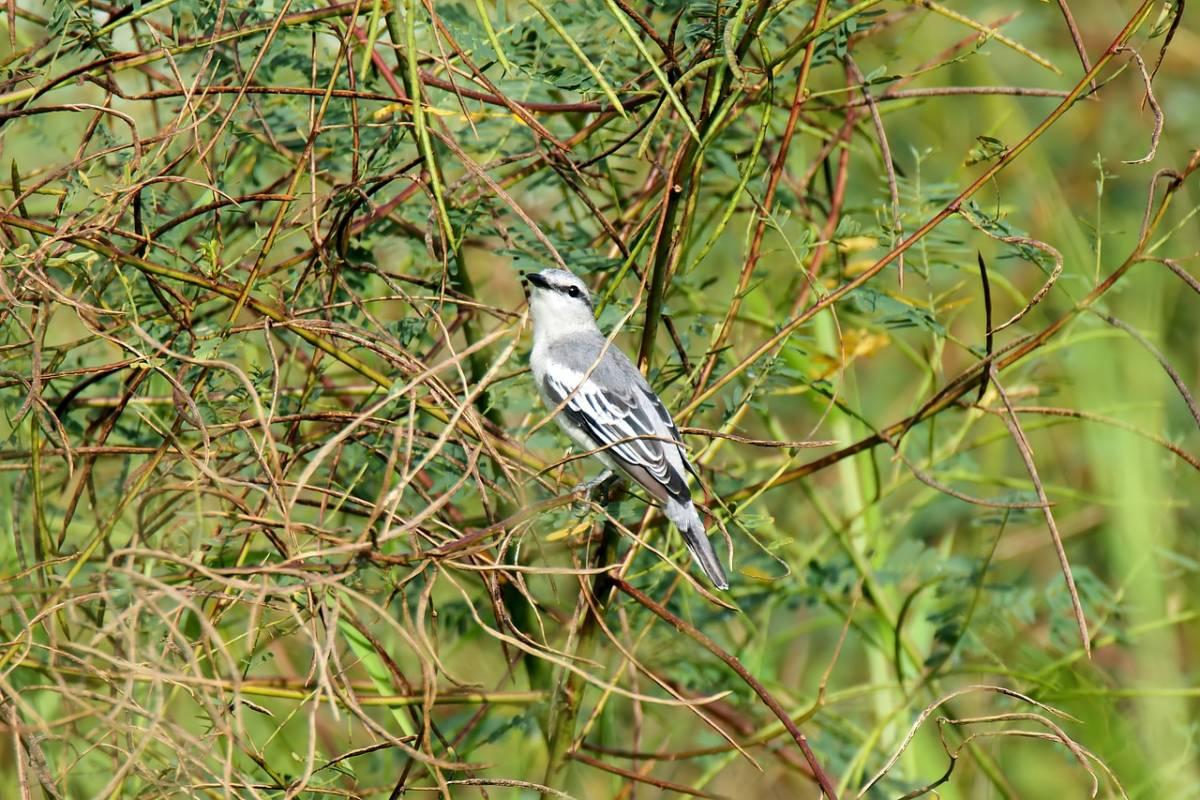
[
  {"left": 540, "top": 279, "right": 590, "bottom": 306},
  {"left": 548, "top": 282, "right": 582, "bottom": 298}
]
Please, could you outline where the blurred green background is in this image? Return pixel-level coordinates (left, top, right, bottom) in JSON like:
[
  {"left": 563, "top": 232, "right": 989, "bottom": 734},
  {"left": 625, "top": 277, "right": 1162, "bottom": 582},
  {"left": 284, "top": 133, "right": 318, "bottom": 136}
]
[{"left": 0, "top": 1, "right": 1197, "bottom": 797}]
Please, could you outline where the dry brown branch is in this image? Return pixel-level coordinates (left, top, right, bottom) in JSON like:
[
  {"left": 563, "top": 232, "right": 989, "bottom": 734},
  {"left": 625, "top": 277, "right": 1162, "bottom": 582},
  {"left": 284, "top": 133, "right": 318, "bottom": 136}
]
[
  {"left": 857, "top": 684, "right": 1079, "bottom": 797},
  {"left": 612, "top": 577, "right": 838, "bottom": 798},
  {"left": 0, "top": 1, "right": 1190, "bottom": 796},
  {"left": 991, "top": 367, "right": 1091, "bottom": 656}
]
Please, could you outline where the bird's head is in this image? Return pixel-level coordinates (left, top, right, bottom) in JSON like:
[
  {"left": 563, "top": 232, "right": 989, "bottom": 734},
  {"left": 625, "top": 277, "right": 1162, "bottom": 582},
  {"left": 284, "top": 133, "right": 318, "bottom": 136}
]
[{"left": 521, "top": 268, "right": 597, "bottom": 336}]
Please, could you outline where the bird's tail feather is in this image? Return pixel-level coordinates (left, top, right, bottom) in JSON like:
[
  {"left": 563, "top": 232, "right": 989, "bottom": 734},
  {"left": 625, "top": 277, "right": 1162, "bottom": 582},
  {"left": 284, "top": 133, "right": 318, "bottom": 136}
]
[{"left": 666, "top": 499, "right": 729, "bottom": 590}]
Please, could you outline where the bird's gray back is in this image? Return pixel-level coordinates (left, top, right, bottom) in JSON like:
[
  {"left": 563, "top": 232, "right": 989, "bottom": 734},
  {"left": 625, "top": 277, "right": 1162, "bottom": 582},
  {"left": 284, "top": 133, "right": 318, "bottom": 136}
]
[
  {"left": 534, "top": 331, "right": 695, "bottom": 504},
  {"left": 543, "top": 333, "right": 647, "bottom": 392}
]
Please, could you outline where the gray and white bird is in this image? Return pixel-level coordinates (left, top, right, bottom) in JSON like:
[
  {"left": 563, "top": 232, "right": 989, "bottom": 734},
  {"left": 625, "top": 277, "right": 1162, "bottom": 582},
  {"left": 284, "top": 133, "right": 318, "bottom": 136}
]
[{"left": 522, "top": 268, "right": 729, "bottom": 590}]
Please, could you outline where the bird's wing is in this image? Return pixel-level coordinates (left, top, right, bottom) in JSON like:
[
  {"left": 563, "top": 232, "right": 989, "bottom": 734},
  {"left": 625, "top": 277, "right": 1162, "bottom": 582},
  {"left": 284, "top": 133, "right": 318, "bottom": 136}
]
[
  {"left": 540, "top": 359, "right": 691, "bottom": 503},
  {"left": 640, "top": 377, "right": 702, "bottom": 482}
]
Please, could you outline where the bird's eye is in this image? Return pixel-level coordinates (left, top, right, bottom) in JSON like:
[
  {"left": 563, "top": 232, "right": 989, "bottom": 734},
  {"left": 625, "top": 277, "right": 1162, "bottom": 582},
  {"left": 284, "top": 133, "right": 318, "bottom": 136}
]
[{"left": 566, "top": 286, "right": 581, "bottom": 298}]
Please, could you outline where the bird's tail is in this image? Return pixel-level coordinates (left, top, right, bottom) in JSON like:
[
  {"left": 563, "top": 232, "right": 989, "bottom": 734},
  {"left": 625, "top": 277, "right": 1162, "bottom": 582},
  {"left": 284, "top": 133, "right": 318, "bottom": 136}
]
[{"left": 665, "top": 499, "right": 729, "bottom": 590}]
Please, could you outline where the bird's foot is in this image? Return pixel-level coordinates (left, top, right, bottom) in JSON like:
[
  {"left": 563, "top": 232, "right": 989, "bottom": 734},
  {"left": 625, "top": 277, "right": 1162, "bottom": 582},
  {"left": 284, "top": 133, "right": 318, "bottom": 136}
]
[{"left": 575, "top": 469, "right": 617, "bottom": 501}]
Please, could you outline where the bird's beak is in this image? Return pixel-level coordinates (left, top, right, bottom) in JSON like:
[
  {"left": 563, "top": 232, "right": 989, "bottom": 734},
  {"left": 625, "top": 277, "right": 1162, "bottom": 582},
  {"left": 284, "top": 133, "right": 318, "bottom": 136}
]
[{"left": 522, "top": 271, "right": 550, "bottom": 290}]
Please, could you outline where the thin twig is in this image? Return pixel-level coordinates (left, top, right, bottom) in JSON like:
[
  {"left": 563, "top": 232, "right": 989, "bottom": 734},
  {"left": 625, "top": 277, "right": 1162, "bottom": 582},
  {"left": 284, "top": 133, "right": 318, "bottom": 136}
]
[
  {"left": 612, "top": 578, "right": 839, "bottom": 798},
  {"left": 992, "top": 367, "right": 1091, "bottom": 656}
]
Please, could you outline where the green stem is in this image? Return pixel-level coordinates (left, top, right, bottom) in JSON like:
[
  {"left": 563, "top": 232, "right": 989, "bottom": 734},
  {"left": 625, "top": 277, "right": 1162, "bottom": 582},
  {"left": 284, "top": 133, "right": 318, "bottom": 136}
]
[{"left": 541, "top": 514, "right": 620, "bottom": 795}]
